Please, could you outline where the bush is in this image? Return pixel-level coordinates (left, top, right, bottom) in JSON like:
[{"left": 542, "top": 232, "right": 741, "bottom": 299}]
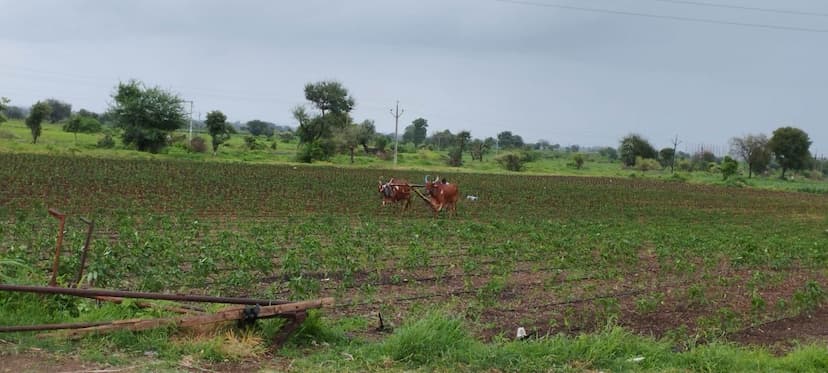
[
  {"left": 296, "top": 140, "right": 331, "bottom": 163},
  {"left": 496, "top": 153, "right": 525, "bottom": 172},
  {"left": 721, "top": 156, "right": 739, "bottom": 180},
  {"left": 243, "top": 135, "right": 268, "bottom": 150},
  {"left": 189, "top": 136, "right": 207, "bottom": 153},
  {"left": 97, "top": 134, "right": 116, "bottom": 148},
  {"left": 278, "top": 131, "right": 295, "bottom": 143},
  {"left": 446, "top": 147, "right": 463, "bottom": 167},
  {"left": 63, "top": 116, "right": 102, "bottom": 134},
  {"left": 573, "top": 153, "right": 585, "bottom": 169},
  {"left": 635, "top": 157, "right": 661, "bottom": 172}
]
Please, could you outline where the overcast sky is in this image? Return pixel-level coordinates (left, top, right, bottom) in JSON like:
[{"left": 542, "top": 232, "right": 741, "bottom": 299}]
[{"left": 1, "top": 0, "right": 826, "bottom": 154}]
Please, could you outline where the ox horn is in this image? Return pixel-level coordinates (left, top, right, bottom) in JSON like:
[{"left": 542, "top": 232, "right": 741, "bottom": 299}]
[{"left": 424, "top": 175, "right": 431, "bottom": 183}]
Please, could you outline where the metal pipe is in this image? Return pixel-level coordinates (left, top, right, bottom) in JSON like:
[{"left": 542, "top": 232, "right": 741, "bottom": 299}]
[
  {"left": 73, "top": 217, "right": 94, "bottom": 287},
  {"left": 0, "top": 321, "right": 112, "bottom": 333},
  {"left": 0, "top": 284, "right": 289, "bottom": 305},
  {"left": 47, "top": 208, "right": 66, "bottom": 287}
]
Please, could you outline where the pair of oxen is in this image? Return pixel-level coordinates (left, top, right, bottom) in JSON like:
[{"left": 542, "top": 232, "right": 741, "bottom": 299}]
[{"left": 377, "top": 175, "right": 458, "bottom": 217}]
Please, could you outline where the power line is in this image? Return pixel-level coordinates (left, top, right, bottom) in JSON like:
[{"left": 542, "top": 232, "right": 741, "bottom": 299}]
[
  {"left": 493, "top": 0, "right": 828, "bottom": 33},
  {"left": 646, "top": 0, "right": 828, "bottom": 18}
]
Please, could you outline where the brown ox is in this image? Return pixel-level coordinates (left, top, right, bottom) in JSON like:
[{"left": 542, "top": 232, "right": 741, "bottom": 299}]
[
  {"left": 424, "top": 175, "right": 459, "bottom": 217},
  {"left": 378, "top": 177, "right": 412, "bottom": 211}
]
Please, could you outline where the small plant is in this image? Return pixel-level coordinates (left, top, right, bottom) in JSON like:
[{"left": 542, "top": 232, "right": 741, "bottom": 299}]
[
  {"left": 189, "top": 136, "right": 207, "bottom": 153},
  {"left": 97, "top": 134, "right": 116, "bottom": 148},
  {"left": 495, "top": 153, "right": 524, "bottom": 171}
]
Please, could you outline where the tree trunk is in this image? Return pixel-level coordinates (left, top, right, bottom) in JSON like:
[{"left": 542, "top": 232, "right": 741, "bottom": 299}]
[
  {"left": 748, "top": 163, "right": 752, "bottom": 178},
  {"left": 350, "top": 147, "right": 355, "bottom": 163}
]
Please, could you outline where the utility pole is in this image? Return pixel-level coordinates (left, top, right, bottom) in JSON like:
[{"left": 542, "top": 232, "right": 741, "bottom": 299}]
[
  {"left": 183, "top": 100, "right": 194, "bottom": 141},
  {"left": 390, "top": 100, "right": 404, "bottom": 166}
]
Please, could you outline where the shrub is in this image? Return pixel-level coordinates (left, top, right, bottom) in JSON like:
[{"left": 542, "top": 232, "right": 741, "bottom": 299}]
[
  {"left": 635, "top": 157, "right": 661, "bottom": 172},
  {"left": 189, "top": 136, "right": 207, "bottom": 153},
  {"left": 244, "top": 135, "right": 266, "bottom": 150},
  {"left": 446, "top": 147, "right": 463, "bottom": 167},
  {"left": 97, "top": 134, "right": 116, "bottom": 148},
  {"left": 496, "top": 153, "right": 525, "bottom": 172},
  {"left": 573, "top": 153, "right": 585, "bottom": 169},
  {"left": 721, "top": 156, "right": 739, "bottom": 180}
]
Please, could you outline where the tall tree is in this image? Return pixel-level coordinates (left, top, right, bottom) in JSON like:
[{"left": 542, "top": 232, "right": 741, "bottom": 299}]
[
  {"left": 44, "top": 98, "right": 72, "bottom": 123},
  {"left": 729, "top": 134, "right": 770, "bottom": 178},
  {"left": 295, "top": 81, "right": 356, "bottom": 162},
  {"left": 0, "top": 97, "right": 9, "bottom": 125},
  {"left": 768, "top": 127, "right": 812, "bottom": 178},
  {"left": 469, "top": 139, "right": 491, "bottom": 161},
  {"left": 428, "top": 130, "right": 455, "bottom": 150},
  {"left": 304, "top": 81, "right": 355, "bottom": 116},
  {"left": 658, "top": 148, "right": 675, "bottom": 169},
  {"left": 405, "top": 117, "right": 429, "bottom": 146},
  {"left": 205, "top": 110, "right": 233, "bottom": 155},
  {"left": 619, "top": 134, "right": 657, "bottom": 167},
  {"left": 109, "top": 80, "right": 187, "bottom": 153},
  {"left": 497, "top": 131, "right": 524, "bottom": 149},
  {"left": 26, "top": 101, "right": 52, "bottom": 144},
  {"left": 244, "top": 120, "right": 275, "bottom": 137}
]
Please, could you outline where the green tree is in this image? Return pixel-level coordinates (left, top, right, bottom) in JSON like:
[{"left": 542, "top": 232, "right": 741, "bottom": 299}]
[
  {"left": 497, "top": 131, "right": 524, "bottom": 149},
  {"left": 402, "top": 117, "right": 428, "bottom": 146},
  {"left": 721, "top": 156, "right": 739, "bottom": 180},
  {"left": 659, "top": 148, "right": 675, "bottom": 169},
  {"left": 0, "top": 97, "right": 9, "bottom": 125},
  {"left": 573, "top": 153, "right": 585, "bottom": 169},
  {"left": 729, "top": 134, "right": 771, "bottom": 178},
  {"left": 427, "top": 130, "right": 455, "bottom": 150},
  {"left": 295, "top": 81, "right": 355, "bottom": 162},
  {"left": 768, "top": 127, "right": 812, "bottom": 178},
  {"left": 619, "top": 134, "right": 658, "bottom": 167},
  {"left": 244, "top": 120, "right": 275, "bottom": 137},
  {"left": 109, "top": 80, "right": 187, "bottom": 153},
  {"left": 26, "top": 101, "right": 52, "bottom": 144},
  {"left": 304, "top": 81, "right": 355, "bottom": 116},
  {"left": 63, "top": 115, "right": 102, "bottom": 144},
  {"left": 44, "top": 99, "right": 71, "bottom": 123},
  {"left": 469, "top": 139, "right": 491, "bottom": 161},
  {"left": 205, "top": 110, "right": 233, "bottom": 155}
]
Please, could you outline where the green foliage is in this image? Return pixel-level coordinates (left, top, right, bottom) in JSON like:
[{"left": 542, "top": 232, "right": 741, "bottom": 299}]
[
  {"left": 26, "top": 101, "right": 52, "bottom": 144},
  {"left": 730, "top": 134, "right": 770, "bottom": 178},
  {"left": 205, "top": 110, "right": 232, "bottom": 154},
  {"left": 573, "top": 153, "right": 585, "bottom": 169},
  {"left": 721, "top": 156, "right": 739, "bottom": 180},
  {"left": 296, "top": 140, "right": 332, "bottom": 163},
  {"left": 496, "top": 152, "right": 525, "bottom": 171},
  {"left": 446, "top": 147, "right": 463, "bottom": 167},
  {"left": 382, "top": 310, "right": 476, "bottom": 366},
  {"left": 303, "top": 80, "right": 355, "bottom": 116},
  {"left": 620, "top": 134, "right": 657, "bottom": 166},
  {"left": 244, "top": 119, "right": 274, "bottom": 137},
  {"left": 768, "top": 126, "right": 812, "bottom": 177},
  {"left": 0, "top": 96, "right": 9, "bottom": 125},
  {"left": 497, "top": 130, "right": 524, "bottom": 149},
  {"left": 402, "top": 117, "right": 428, "bottom": 146},
  {"left": 278, "top": 131, "right": 295, "bottom": 143},
  {"left": 293, "top": 81, "right": 355, "bottom": 162},
  {"left": 189, "top": 136, "right": 207, "bottom": 153},
  {"left": 97, "top": 134, "right": 116, "bottom": 148},
  {"left": 109, "top": 79, "right": 187, "bottom": 153},
  {"left": 44, "top": 98, "right": 71, "bottom": 123},
  {"left": 63, "top": 115, "right": 102, "bottom": 144},
  {"left": 598, "top": 146, "right": 618, "bottom": 161},
  {"left": 635, "top": 157, "right": 660, "bottom": 172},
  {"left": 659, "top": 147, "right": 675, "bottom": 168}
]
